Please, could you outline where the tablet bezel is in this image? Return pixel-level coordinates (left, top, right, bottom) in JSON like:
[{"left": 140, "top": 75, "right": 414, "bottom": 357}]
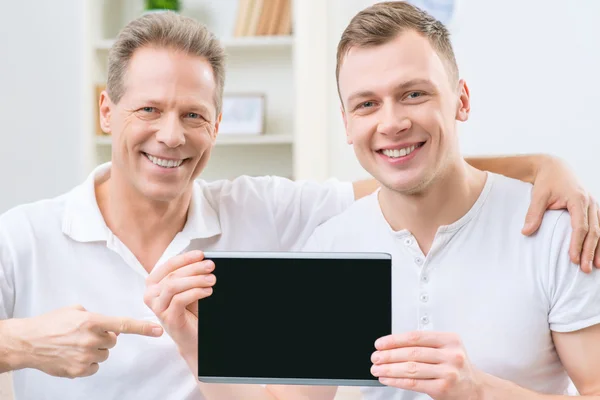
[{"left": 198, "top": 251, "right": 392, "bottom": 387}]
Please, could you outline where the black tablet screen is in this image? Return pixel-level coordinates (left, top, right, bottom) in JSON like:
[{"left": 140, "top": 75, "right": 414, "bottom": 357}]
[{"left": 198, "top": 254, "right": 392, "bottom": 382}]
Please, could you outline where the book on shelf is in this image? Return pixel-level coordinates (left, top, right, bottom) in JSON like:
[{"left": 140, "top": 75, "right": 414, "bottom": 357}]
[{"left": 233, "top": 0, "right": 292, "bottom": 37}]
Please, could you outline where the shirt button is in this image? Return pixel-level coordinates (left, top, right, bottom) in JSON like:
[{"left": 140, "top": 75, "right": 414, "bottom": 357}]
[
  {"left": 415, "top": 257, "right": 423, "bottom": 266},
  {"left": 420, "top": 315, "right": 430, "bottom": 325},
  {"left": 404, "top": 238, "right": 413, "bottom": 246},
  {"left": 421, "top": 275, "right": 429, "bottom": 283},
  {"left": 420, "top": 293, "right": 429, "bottom": 302}
]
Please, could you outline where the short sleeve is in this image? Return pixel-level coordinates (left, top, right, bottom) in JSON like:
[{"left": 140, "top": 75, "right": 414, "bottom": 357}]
[
  {"left": 0, "top": 222, "right": 15, "bottom": 320},
  {"left": 548, "top": 211, "right": 600, "bottom": 332},
  {"left": 270, "top": 177, "right": 354, "bottom": 251}
]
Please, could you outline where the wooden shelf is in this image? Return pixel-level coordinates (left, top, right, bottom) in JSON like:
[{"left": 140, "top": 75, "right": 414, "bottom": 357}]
[
  {"left": 95, "top": 35, "right": 293, "bottom": 51},
  {"left": 95, "top": 134, "right": 293, "bottom": 146}
]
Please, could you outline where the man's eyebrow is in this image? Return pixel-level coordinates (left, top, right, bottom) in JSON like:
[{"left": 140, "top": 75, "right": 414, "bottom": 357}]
[
  {"left": 187, "top": 104, "right": 210, "bottom": 114},
  {"left": 346, "top": 78, "right": 435, "bottom": 105},
  {"left": 393, "top": 78, "right": 434, "bottom": 91},
  {"left": 346, "top": 90, "right": 377, "bottom": 105},
  {"left": 132, "top": 98, "right": 164, "bottom": 107},
  {"left": 131, "top": 98, "right": 213, "bottom": 116}
]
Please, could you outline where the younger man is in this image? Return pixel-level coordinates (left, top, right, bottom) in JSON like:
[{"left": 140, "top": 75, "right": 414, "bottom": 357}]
[{"left": 302, "top": 1, "right": 600, "bottom": 398}]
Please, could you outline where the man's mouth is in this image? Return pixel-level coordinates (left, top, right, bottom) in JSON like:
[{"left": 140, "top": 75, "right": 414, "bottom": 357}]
[
  {"left": 377, "top": 142, "right": 425, "bottom": 158},
  {"left": 143, "top": 152, "right": 188, "bottom": 168}
]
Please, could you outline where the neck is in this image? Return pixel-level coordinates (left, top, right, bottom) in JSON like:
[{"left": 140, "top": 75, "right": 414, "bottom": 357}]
[
  {"left": 379, "top": 160, "right": 487, "bottom": 255},
  {"left": 95, "top": 166, "right": 191, "bottom": 271}
]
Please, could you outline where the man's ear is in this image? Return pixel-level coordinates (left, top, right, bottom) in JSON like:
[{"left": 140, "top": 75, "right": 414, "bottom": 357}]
[
  {"left": 213, "top": 112, "right": 222, "bottom": 140},
  {"left": 341, "top": 105, "right": 353, "bottom": 145},
  {"left": 456, "top": 79, "right": 471, "bottom": 122},
  {"left": 99, "top": 90, "right": 113, "bottom": 134}
]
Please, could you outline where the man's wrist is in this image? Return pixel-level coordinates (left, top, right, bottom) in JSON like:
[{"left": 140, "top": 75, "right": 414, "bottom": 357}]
[
  {"left": 477, "top": 370, "right": 544, "bottom": 400},
  {"left": 527, "top": 154, "right": 552, "bottom": 184},
  {"left": 0, "top": 319, "right": 30, "bottom": 372},
  {"left": 177, "top": 343, "right": 198, "bottom": 378}
]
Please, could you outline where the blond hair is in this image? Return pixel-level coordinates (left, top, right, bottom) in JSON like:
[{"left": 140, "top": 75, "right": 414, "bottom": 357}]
[
  {"left": 336, "top": 1, "right": 459, "bottom": 103},
  {"left": 107, "top": 11, "right": 226, "bottom": 115}
]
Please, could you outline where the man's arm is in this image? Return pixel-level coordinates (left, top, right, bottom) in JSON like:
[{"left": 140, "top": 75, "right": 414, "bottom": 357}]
[
  {"left": 464, "top": 154, "right": 538, "bottom": 183},
  {"left": 479, "top": 324, "right": 600, "bottom": 398}
]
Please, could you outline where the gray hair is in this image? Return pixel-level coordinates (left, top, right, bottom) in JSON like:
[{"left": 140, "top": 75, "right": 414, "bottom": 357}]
[{"left": 107, "top": 11, "right": 226, "bottom": 115}]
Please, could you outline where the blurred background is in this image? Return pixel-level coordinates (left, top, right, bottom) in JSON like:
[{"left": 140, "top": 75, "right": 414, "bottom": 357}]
[
  {"left": 0, "top": 1, "right": 597, "bottom": 397},
  {"left": 0, "top": 0, "right": 598, "bottom": 215}
]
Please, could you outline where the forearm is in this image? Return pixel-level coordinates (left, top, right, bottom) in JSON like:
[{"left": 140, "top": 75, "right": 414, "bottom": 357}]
[
  {"left": 482, "top": 372, "right": 600, "bottom": 399},
  {"left": 0, "top": 319, "right": 27, "bottom": 373},
  {"left": 465, "top": 154, "right": 546, "bottom": 184}
]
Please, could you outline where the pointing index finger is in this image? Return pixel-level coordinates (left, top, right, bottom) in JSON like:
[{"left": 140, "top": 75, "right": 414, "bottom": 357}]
[
  {"left": 92, "top": 314, "right": 164, "bottom": 337},
  {"left": 147, "top": 250, "right": 205, "bottom": 284}
]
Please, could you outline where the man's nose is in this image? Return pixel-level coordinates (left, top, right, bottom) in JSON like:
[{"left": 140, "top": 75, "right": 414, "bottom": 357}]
[
  {"left": 377, "top": 102, "right": 411, "bottom": 136},
  {"left": 156, "top": 114, "right": 185, "bottom": 148}
]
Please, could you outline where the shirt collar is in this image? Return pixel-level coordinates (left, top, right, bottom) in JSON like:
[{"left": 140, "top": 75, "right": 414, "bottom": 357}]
[{"left": 62, "top": 162, "right": 222, "bottom": 243}]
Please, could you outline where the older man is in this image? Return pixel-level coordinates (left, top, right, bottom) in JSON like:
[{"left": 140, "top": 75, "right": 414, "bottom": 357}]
[{"left": 0, "top": 11, "right": 598, "bottom": 400}]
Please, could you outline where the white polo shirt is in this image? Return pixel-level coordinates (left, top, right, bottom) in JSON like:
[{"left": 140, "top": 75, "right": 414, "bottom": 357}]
[
  {"left": 303, "top": 172, "right": 600, "bottom": 399},
  {"left": 0, "top": 162, "right": 354, "bottom": 400}
]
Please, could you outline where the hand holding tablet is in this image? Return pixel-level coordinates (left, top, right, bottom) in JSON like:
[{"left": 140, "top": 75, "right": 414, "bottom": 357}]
[{"left": 144, "top": 250, "right": 217, "bottom": 375}]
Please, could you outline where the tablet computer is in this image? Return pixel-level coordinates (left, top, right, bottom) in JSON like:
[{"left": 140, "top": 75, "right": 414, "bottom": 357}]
[{"left": 198, "top": 251, "right": 392, "bottom": 387}]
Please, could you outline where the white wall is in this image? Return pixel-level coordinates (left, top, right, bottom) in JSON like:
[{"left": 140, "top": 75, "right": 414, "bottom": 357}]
[
  {"left": 322, "top": 0, "right": 600, "bottom": 198},
  {"left": 0, "top": 0, "right": 90, "bottom": 213}
]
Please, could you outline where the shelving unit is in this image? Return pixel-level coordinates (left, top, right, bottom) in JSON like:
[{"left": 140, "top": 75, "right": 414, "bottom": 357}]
[{"left": 88, "top": 0, "right": 298, "bottom": 181}]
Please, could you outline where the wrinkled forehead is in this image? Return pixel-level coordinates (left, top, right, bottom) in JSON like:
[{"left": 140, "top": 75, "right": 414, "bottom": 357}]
[{"left": 122, "top": 47, "right": 218, "bottom": 117}]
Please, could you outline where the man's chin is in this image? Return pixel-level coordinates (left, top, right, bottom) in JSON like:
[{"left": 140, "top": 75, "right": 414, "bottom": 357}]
[
  {"left": 379, "top": 173, "right": 429, "bottom": 195},
  {"left": 137, "top": 182, "right": 189, "bottom": 204}
]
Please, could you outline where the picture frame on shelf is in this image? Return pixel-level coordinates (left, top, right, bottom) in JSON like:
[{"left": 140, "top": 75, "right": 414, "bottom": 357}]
[{"left": 219, "top": 93, "right": 266, "bottom": 135}]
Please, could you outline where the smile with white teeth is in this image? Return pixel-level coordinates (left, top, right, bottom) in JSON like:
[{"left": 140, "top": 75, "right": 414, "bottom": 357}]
[
  {"left": 381, "top": 143, "right": 422, "bottom": 158},
  {"left": 145, "top": 153, "right": 184, "bottom": 168}
]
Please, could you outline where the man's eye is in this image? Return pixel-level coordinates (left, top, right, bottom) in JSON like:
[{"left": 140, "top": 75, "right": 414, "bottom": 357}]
[
  {"left": 141, "top": 107, "right": 156, "bottom": 113},
  {"left": 359, "top": 101, "right": 375, "bottom": 109},
  {"left": 186, "top": 112, "right": 201, "bottom": 119},
  {"left": 407, "top": 92, "right": 423, "bottom": 99}
]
